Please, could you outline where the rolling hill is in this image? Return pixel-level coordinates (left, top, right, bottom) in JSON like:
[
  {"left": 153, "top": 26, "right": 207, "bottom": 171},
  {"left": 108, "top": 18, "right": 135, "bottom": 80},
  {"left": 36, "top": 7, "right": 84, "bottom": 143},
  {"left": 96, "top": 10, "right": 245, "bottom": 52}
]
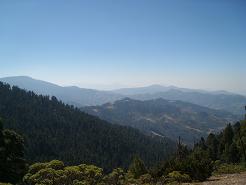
[
  {"left": 82, "top": 98, "right": 239, "bottom": 144},
  {"left": 130, "top": 89, "right": 246, "bottom": 116}
]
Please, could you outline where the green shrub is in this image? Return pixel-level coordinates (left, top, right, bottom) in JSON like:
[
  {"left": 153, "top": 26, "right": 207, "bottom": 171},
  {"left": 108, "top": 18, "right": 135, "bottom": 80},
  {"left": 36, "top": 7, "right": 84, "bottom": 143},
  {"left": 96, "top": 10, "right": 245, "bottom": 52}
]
[
  {"left": 163, "top": 148, "right": 213, "bottom": 181},
  {"left": 103, "top": 168, "right": 125, "bottom": 185},
  {"left": 128, "top": 156, "right": 148, "bottom": 179},
  {"left": 213, "top": 163, "right": 246, "bottom": 175},
  {"left": 184, "top": 148, "right": 213, "bottom": 181},
  {"left": 138, "top": 173, "right": 153, "bottom": 184},
  {"left": 166, "top": 171, "right": 191, "bottom": 183},
  {"left": 23, "top": 160, "right": 103, "bottom": 185}
]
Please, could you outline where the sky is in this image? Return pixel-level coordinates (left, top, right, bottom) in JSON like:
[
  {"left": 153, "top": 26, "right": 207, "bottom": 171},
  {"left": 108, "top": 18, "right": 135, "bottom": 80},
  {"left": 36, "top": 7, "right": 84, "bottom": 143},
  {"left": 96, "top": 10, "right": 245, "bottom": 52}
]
[{"left": 0, "top": 0, "right": 245, "bottom": 94}]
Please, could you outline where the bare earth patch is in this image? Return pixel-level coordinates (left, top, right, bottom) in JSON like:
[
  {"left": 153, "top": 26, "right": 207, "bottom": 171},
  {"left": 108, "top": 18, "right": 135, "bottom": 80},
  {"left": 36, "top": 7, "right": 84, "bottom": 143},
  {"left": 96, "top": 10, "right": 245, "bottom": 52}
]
[{"left": 183, "top": 172, "right": 246, "bottom": 185}]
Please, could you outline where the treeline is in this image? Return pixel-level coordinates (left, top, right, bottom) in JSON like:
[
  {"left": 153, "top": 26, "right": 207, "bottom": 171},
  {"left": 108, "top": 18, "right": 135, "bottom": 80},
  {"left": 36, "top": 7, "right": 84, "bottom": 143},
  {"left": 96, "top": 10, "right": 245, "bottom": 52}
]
[
  {"left": 148, "top": 119, "right": 246, "bottom": 183},
  {"left": 195, "top": 121, "right": 246, "bottom": 163},
  {"left": 1, "top": 118, "right": 246, "bottom": 185},
  {"left": 0, "top": 118, "right": 27, "bottom": 184},
  {"left": 0, "top": 82, "right": 174, "bottom": 171}
]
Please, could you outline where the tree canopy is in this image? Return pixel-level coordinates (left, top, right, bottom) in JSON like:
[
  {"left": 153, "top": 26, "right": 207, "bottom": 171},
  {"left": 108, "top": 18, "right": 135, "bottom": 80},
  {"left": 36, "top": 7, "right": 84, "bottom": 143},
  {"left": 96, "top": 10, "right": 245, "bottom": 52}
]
[{"left": 0, "top": 82, "right": 174, "bottom": 172}]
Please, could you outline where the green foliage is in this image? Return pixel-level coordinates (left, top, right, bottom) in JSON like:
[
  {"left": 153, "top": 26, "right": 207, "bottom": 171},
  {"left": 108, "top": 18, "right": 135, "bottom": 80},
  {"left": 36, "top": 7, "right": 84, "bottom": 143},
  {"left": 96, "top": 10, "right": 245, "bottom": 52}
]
[
  {"left": 206, "top": 133, "right": 219, "bottom": 160},
  {"left": 155, "top": 116, "right": 246, "bottom": 182},
  {"left": 138, "top": 173, "right": 153, "bottom": 184},
  {"left": 166, "top": 171, "right": 191, "bottom": 183},
  {"left": 223, "top": 124, "right": 234, "bottom": 146},
  {"left": 213, "top": 163, "right": 246, "bottom": 175},
  {"left": 23, "top": 160, "right": 103, "bottom": 185},
  {"left": 237, "top": 120, "right": 246, "bottom": 161},
  {"left": 0, "top": 118, "right": 27, "bottom": 184},
  {"left": 185, "top": 148, "right": 213, "bottom": 181},
  {"left": 176, "top": 137, "right": 190, "bottom": 161},
  {"left": 128, "top": 156, "right": 148, "bottom": 179},
  {"left": 102, "top": 168, "right": 125, "bottom": 185},
  {"left": 150, "top": 140, "right": 214, "bottom": 182},
  {"left": 0, "top": 82, "right": 174, "bottom": 171},
  {"left": 195, "top": 121, "right": 246, "bottom": 164},
  {"left": 163, "top": 148, "right": 213, "bottom": 181},
  {"left": 228, "top": 142, "right": 240, "bottom": 163}
]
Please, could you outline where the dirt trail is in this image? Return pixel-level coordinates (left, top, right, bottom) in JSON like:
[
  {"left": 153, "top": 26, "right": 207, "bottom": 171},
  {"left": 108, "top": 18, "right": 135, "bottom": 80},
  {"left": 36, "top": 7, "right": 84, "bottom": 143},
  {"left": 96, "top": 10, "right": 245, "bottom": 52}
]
[{"left": 183, "top": 172, "right": 246, "bottom": 185}]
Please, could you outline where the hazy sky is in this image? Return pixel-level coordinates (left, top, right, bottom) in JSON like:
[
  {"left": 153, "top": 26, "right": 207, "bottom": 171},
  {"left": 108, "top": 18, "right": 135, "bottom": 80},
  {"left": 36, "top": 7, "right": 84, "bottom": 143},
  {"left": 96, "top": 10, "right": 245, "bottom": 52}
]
[{"left": 0, "top": 0, "right": 245, "bottom": 94}]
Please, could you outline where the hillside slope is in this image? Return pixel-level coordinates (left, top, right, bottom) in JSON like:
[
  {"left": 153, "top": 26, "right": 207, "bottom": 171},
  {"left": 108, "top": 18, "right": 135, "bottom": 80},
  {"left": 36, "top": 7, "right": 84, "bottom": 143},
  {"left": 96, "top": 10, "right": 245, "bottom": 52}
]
[
  {"left": 0, "top": 82, "right": 174, "bottom": 171},
  {"left": 129, "top": 90, "right": 246, "bottom": 116},
  {"left": 82, "top": 98, "right": 238, "bottom": 144}
]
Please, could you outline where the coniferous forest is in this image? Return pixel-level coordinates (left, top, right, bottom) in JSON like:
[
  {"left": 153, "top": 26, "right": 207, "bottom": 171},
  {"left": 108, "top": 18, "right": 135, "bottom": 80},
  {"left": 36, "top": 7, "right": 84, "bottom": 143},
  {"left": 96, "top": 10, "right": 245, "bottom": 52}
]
[
  {"left": 0, "top": 82, "right": 174, "bottom": 184},
  {"left": 1, "top": 81, "right": 246, "bottom": 184}
]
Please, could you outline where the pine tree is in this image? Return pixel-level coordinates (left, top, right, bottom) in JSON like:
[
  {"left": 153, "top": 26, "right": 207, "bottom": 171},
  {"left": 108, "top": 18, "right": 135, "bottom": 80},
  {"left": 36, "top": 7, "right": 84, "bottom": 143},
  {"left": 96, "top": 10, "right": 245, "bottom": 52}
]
[
  {"left": 176, "top": 137, "right": 189, "bottom": 161},
  {"left": 223, "top": 124, "right": 234, "bottom": 146},
  {"left": 128, "top": 156, "right": 147, "bottom": 179},
  {"left": 0, "top": 118, "right": 27, "bottom": 184},
  {"left": 206, "top": 133, "right": 219, "bottom": 160},
  {"left": 228, "top": 142, "right": 240, "bottom": 163}
]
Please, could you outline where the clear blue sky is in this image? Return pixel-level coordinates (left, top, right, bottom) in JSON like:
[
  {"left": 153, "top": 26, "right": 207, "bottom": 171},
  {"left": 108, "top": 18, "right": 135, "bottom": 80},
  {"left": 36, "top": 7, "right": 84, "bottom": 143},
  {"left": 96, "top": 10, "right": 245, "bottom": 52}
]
[{"left": 0, "top": 0, "right": 245, "bottom": 94}]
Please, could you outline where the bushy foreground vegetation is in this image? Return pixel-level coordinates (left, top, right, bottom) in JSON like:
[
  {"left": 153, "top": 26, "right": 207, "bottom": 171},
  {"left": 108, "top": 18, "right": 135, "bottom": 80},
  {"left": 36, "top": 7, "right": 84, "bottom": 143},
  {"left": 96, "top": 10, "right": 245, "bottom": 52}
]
[
  {"left": 213, "top": 163, "right": 246, "bottom": 175},
  {"left": 1, "top": 116, "right": 246, "bottom": 185}
]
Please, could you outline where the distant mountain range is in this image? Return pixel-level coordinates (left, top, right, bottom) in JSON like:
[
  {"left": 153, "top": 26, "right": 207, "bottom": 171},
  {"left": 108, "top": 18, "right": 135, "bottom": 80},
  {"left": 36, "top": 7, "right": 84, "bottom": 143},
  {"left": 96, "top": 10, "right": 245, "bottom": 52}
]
[
  {"left": 82, "top": 98, "right": 239, "bottom": 144},
  {"left": 1, "top": 76, "right": 245, "bottom": 115},
  {"left": 112, "top": 85, "right": 246, "bottom": 115},
  {"left": 130, "top": 89, "right": 246, "bottom": 115},
  {"left": 112, "top": 84, "right": 234, "bottom": 96},
  {"left": 0, "top": 76, "right": 123, "bottom": 107}
]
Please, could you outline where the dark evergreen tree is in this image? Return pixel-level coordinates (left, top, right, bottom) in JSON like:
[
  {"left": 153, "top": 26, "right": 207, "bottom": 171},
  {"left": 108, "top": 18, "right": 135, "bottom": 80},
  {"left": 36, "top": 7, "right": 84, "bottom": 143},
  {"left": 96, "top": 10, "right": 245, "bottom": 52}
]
[
  {"left": 128, "top": 156, "right": 147, "bottom": 179},
  {"left": 0, "top": 118, "right": 27, "bottom": 184},
  {"left": 0, "top": 82, "right": 174, "bottom": 172},
  {"left": 206, "top": 133, "right": 219, "bottom": 160},
  {"left": 196, "top": 137, "right": 207, "bottom": 150},
  {"left": 185, "top": 148, "right": 213, "bottom": 181},
  {"left": 176, "top": 137, "right": 189, "bottom": 161},
  {"left": 233, "top": 122, "right": 241, "bottom": 135},
  {"left": 223, "top": 124, "right": 234, "bottom": 146},
  {"left": 228, "top": 142, "right": 240, "bottom": 163},
  {"left": 237, "top": 120, "right": 246, "bottom": 161}
]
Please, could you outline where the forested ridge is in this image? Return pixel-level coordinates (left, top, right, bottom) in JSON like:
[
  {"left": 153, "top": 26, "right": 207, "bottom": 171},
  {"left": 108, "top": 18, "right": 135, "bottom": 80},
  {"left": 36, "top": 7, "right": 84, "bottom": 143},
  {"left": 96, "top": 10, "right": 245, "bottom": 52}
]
[
  {"left": 82, "top": 98, "right": 238, "bottom": 144},
  {"left": 0, "top": 82, "right": 174, "bottom": 172},
  {"left": 1, "top": 113, "right": 246, "bottom": 185}
]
